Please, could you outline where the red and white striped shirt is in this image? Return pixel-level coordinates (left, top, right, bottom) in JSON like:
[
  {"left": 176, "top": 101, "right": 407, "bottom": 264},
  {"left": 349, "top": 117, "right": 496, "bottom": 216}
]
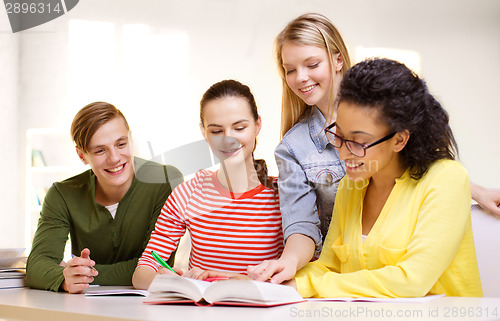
[{"left": 138, "top": 169, "right": 283, "bottom": 274}]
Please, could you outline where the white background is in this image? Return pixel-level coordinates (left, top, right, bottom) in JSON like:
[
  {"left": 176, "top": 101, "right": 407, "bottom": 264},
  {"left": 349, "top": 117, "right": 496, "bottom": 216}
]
[{"left": 0, "top": 0, "right": 499, "bottom": 248}]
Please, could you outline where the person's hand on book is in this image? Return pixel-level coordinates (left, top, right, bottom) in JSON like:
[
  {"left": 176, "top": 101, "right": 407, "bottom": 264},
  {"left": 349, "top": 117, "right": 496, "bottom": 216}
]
[
  {"left": 196, "top": 270, "right": 251, "bottom": 281},
  {"left": 247, "top": 257, "right": 297, "bottom": 284},
  {"left": 180, "top": 267, "right": 204, "bottom": 279},
  {"left": 61, "top": 248, "right": 98, "bottom": 294},
  {"left": 158, "top": 266, "right": 183, "bottom": 276},
  {"left": 472, "top": 183, "right": 500, "bottom": 217},
  {"left": 282, "top": 278, "right": 297, "bottom": 289}
]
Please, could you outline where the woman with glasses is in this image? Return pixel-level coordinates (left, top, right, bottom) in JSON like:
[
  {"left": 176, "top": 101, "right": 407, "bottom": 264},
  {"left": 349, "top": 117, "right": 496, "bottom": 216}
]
[
  {"left": 289, "top": 58, "right": 482, "bottom": 298},
  {"left": 249, "top": 12, "right": 499, "bottom": 285}
]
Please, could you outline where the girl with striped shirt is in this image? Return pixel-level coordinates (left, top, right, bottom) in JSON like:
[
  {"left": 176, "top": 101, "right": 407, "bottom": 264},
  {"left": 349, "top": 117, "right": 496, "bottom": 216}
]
[{"left": 132, "top": 80, "right": 283, "bottom": 289}]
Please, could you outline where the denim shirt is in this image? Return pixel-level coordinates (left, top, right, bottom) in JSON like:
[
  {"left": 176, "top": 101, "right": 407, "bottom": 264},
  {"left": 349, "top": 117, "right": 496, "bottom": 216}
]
[{"left": 275, "top": 106, "right": 346, "bottom": 253}]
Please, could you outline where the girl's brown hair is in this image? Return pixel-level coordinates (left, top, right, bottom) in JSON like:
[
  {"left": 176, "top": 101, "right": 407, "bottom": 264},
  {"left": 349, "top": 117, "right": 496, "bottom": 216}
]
[{"left": 200, "top": 80, "right": 278, "bottom": 193}]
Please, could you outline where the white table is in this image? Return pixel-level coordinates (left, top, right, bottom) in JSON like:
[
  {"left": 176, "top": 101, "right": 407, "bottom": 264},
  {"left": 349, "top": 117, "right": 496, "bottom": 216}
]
[{"left": 1, "top": 287, "right": 499, "bottom": 321}]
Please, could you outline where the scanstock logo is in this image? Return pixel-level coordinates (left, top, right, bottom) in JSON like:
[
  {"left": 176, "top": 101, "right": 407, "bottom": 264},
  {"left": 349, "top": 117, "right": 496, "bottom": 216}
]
[{"left": 4, "top": 0, "right": 79, "bottom": 33}]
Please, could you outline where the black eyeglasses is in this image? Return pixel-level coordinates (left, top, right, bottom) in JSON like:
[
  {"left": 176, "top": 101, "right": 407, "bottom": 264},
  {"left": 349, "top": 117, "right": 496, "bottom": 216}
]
[{"left": 325, "top": 122, "right": 396, "bottom": 157}]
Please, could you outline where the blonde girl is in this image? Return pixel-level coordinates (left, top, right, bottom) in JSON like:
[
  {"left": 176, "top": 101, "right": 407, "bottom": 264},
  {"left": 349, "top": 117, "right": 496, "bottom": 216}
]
[{"left": 249, "top": 13, "right": 499, "bottom": 284}]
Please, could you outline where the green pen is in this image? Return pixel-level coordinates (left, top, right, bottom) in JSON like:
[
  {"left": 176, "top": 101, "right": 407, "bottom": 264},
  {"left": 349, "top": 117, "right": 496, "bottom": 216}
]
[{"left": 151, "top": 250, "right": 177, "bottom": 274}]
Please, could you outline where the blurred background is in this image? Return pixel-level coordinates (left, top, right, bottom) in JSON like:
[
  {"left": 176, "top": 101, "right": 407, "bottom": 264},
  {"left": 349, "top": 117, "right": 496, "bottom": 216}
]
[{"left": 0, "top": 0, "right": 499, "bottom": 249}]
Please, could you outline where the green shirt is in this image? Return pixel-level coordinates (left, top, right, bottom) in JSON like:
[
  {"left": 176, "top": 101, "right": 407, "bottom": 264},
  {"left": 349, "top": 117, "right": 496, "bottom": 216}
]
[{"left": 26, "top": 158, "right": 182, "bottom": 291}]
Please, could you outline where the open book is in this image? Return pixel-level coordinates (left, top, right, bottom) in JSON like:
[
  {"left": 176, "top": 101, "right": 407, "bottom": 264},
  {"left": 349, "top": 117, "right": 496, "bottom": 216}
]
[
  {"left": 85, "top": 286, "right": 149, "bottom": 297},
  {"left": 144, "top": 275, "right": 305, "bottom": 307},
  {"left": 0, "top": 248, "right": 26, "bottom": 268}
]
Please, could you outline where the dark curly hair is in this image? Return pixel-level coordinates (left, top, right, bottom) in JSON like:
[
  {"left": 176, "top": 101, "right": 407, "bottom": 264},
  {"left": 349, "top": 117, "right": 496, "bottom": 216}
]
[{"left": 338, "top": 58, "right": 458, "bottom": 180}]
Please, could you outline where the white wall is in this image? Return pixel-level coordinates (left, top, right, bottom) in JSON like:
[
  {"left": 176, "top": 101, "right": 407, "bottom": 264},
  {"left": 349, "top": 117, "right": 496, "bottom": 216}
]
[
  {"left": 0, "top": 10, "right": 20, "bottom": 247},
  {"left": 1, "top": 0, "right": 499, "bottom": 248}
]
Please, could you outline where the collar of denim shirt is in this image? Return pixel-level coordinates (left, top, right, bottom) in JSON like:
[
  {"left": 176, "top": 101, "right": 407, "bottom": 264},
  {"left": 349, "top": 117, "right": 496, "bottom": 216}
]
[{"left": 308, "top": 105, "right": 330, "bottom": 154}]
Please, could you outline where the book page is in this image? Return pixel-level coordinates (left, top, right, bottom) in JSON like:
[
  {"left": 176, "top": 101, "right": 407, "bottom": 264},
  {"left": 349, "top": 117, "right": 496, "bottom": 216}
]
[
  {"left": 0, "top": 248, "right": 26, "bottom": 269},
  {"left": 203, "top": 280, "right": 304, "bottom": 305},
  {"left": 0, "top": 248, "right": 25, "bottom": 258},
  {"left": 85, "top": 286, "right": 150, "bottom": 296},
  {"left": 148, "top": 275, "right": 212, "bottom": 302}
]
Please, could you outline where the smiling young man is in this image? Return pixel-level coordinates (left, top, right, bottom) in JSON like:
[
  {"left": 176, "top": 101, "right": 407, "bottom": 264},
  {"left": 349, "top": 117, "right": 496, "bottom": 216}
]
[{"left": 26, "top": 102, "right": 182, "bottom": 293}]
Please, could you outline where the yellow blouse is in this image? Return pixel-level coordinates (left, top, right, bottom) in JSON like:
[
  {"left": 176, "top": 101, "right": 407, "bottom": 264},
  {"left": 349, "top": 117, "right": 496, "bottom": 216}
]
[{"left": 295, "top": 160, "right": 482, "bottom": 298}]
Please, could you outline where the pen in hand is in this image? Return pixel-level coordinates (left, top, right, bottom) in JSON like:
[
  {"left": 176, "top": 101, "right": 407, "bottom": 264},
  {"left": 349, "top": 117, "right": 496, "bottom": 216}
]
[{"left": 151, "top": 250, "right": 177, "bottom": 274}]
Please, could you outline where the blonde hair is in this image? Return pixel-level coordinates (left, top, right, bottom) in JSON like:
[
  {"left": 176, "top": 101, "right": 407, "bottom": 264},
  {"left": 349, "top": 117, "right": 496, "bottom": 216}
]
[{"left": 275, "top": 13, "right": 351, "bottom": 137}]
